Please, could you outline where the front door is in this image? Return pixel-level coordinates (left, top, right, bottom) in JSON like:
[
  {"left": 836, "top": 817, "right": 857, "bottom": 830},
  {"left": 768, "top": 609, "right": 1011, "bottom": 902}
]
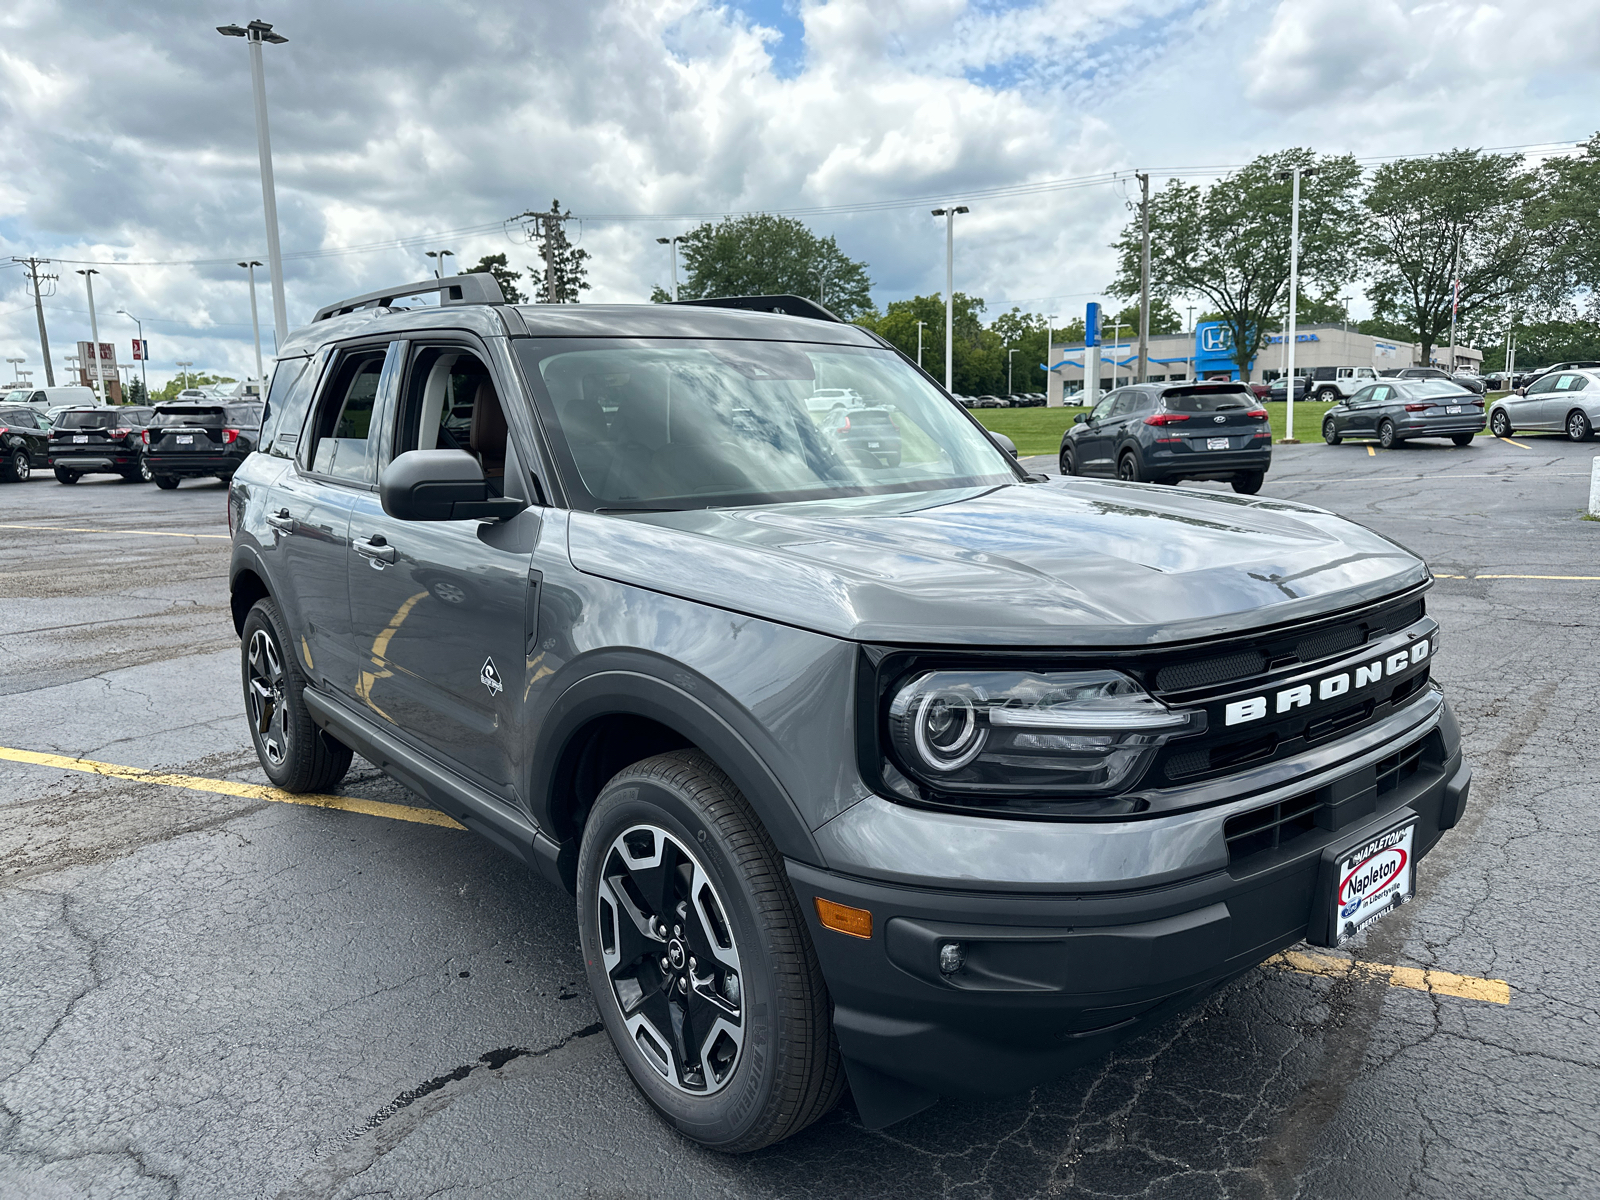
[
  {"left": 345, "top": 341, "right": 538, "bottom": 799},
  {"left": 1505, "top": 374, "right": 1556, "bottom": 429},
  {"left": 1344, "top": 386, "right": 1386, "bottom": 437}
]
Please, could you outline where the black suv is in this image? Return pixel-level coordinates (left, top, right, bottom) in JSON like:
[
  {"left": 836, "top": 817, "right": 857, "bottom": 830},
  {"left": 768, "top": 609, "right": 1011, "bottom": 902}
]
[
  {"left": 1059, "top": 381, "right": 1272, "bottom": 491},
  {"left": 0, "top": 402, "right": 51, "bottom": 482},
  {"left": 48, "top": 405, "right": 156, "bottom": 483},
  {"left": 230, "top": 276, "right": 1469, "bottom": 1151},
  {"left": 144, "top": 400, "right": 264, "bottom": 488}
]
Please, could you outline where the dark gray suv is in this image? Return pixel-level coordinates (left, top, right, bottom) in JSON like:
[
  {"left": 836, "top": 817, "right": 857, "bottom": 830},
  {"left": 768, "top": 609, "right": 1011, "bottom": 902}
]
[
  {"left": 229, "top": 277, "right": 1470, "bottom": 1152},
  {"left": 1059, "top": 381, "right": 1272, "bottom": 492}
]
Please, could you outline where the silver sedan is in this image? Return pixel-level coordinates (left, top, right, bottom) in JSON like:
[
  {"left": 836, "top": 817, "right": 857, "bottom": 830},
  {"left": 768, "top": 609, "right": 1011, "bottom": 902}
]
[{"left": 1489, "top": 367, "right": 1600, "bottom": 441}]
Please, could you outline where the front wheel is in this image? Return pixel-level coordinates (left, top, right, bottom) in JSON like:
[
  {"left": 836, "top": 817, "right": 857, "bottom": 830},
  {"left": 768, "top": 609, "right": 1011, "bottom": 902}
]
[
  {"left": 1058, "top": 445, "right": 1078, "bottom": 476},
  {"left": 54, "top": 467, "right": 79, "bottom": 485},
  {"left": 1378, "top": 419, "right": 1399, "bottom": 449},
  {"left": 1490, "top": 408, "right": 1513, "bottom": 438},
  {"left": 240, "top": 598, "right": 353, "bottom": 793},
  {"left": 153, "top": 475, "right": 180, "bottom": 490},
  {"left": 577, "top": 751, "right": 843, "bottom": 1153},
  {"left": 1322, "top": 418, "right": 1341, "bottom": 445},
  {"left": 4, "top": 448, "right": 29, "bottom": 482},
  {"left": 1231, "top": 471, "right": 1264, "bottom": 495},
  {"left": 1566, "top": 410, "right": 1593, "bottom": 442}
]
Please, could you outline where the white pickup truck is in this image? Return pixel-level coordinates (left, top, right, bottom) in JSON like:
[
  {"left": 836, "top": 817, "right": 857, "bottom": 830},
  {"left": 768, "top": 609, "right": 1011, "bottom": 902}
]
[{"left": 1308, "top": 366, "right": 1379, "bottom": 402}]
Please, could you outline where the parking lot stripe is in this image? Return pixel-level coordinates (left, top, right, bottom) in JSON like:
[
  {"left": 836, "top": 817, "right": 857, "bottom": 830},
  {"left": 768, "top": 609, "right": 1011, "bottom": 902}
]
[
  {"left": 0, "top": 745, "right": 465, "bottom": 830},
  {"left": 1273, "top": 949, "right": 1510, "bottom": 1005},
  {"left": 0, "top": 522, "right": 230, "bottom": 541},
  {"left": 1502, "top": 438, "right": 1533, "bottom": 449},
  {"left": 1367, "top": 445, "right": 1375, "bottom": 456},
  {"left": 1474, "top": 574, "right": 1600, "bottom": 581}
]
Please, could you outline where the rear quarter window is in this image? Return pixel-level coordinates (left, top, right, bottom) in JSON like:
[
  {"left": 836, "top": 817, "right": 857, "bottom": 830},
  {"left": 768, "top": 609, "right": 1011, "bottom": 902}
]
[{"left": 259, "top": 355, "right": 317, "bottom": 459}]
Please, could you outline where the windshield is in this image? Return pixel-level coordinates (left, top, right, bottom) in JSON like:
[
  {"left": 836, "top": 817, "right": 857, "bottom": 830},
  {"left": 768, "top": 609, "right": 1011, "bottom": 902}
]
[{"left": 517, "top": 338, "right": 1018, "bottom": 510}]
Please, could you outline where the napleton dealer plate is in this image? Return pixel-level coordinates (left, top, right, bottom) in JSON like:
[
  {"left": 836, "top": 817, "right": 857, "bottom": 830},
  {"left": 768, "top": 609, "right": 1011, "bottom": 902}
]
[{"left": 1332, "top": 820, "right": 1416, "bottom": 945}]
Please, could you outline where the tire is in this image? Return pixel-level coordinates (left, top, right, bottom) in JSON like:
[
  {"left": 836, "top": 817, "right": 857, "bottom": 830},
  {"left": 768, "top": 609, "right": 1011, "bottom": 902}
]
[
  {"left": 1490, "top": 408, "right": 1513, "bottom": 438},
  {"left": 1322, "top": 418, "right": 1341, "bottom": 445},
  {"left": 1316, "top": 387, "right": 1339, "bottom": 403},
  {"left": 1566, "top": 409, "right": 1593, "bottom": 442},
  {"left": 1451, "top": 433, "right": 1475, "bottom": 447},
  {"left": 1231, "top": 471, "right": 1264, "bottom": 495},
  {"left": 122, "top": 457, "right": 153, "bottom": 483},
  {"left": 1116, "top": 451, "right": 1143, "bottom": 482},
  {"left": 1058, "top": 445, "right": 1077, "bottom": 476},
  {"left": 154, "top": 475, "right": 180, "bottom": 490},
  {"left": 54, "top": 467, "right": 79, "bottom": 485},
  {"left": 1378, "top": 420, "right": 1399, "bottom": 449},
  {"left": 577, "top": 751, "right": 844, "bottom": 1153},
  {"left": 3, "top": 448, "right": 29, "bottom": 482},
  {"left": 240, "top": 598, "right": 353, "bottom": 793}
]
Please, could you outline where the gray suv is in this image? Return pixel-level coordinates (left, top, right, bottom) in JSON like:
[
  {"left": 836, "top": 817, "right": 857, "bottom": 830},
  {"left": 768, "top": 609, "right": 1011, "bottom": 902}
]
[{"left": 229, "top": 276, "right": 1471, "bottom": 1152}]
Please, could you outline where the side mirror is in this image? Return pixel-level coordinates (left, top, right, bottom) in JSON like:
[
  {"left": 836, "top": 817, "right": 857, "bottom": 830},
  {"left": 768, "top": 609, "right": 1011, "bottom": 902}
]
[
  {"left": 988, "top": 431, "right": 1019, "bottom": 458},
  {"left": 1515, "top": 387, "right": 1526, "bottom": 396},
  {"left": 1073, "top": 411, "right": 1087, "bottom": 425},
  {"left": 380, "top": 449, "right": 527, "bottom": 522}
]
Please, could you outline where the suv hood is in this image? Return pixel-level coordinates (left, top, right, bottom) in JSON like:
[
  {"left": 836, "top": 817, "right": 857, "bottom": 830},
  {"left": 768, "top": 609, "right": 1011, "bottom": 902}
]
[{"left": 566, "top": 480, "right": 1428, "bottom": 646}]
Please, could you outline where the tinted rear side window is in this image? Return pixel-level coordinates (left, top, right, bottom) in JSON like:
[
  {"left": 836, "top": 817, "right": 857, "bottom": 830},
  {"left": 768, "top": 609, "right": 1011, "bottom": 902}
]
[
  {"left": 226, "top": 402, "right": 264, "bottom": 426},
  {"left": 1161, "top": 386, "right": 1253, "bottom": 412}
]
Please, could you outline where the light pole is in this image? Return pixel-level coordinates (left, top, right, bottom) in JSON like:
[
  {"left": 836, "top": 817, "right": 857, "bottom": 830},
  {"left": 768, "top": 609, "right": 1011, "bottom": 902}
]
[
  {"left": 930, "top": 205, "right": 969, "bottom": 394},
  {"left": 1276, "top": 163, "right": 1319, "bottom": 443},
  {"left": 655, "top": 236, "right": 685, "bottom": 301},
  {"left": 117, "top": 309, "right": 149, "bottom": 399},
  {"left": 176, "top": 360, "right": 193, "bottom": 390},
  {"left": 5, "top": 357, "right": 21, "bottom": 382},
  {"left": 915, "top": 320, "right": 926, "bottom": 369},
  {"left": 425, "top": 249, "right": 454, "bottom": 280},
  {"left": 237, "top": 261, "right": 264, "bottom": 381},
  {"left": 76, "top": 268, "right": 106, "bottom": 404},
  {"left": 1007, "top": 348, "right": 1020, "bottom": 397},
  {"left": 1043, "top": 314, "right": 1056, "bottom": 402},
  {"left": 1186, "top": 305, "right": 1196, "bottom": 380},
  {"left": 64, "top": 354, "right": 79, "bottom": 385},
  {"left": 217, "top": 19, "right": 290, "bottom": 347},
  {"left": 810, "top": 267, "right": 828, "bottom": 307},
  {"left": 1105, "top": 321, "right": 1128, "bottom": 388}
]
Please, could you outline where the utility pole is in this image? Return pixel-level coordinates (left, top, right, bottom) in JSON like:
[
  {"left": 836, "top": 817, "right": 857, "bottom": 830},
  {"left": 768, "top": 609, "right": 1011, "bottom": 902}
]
[
  {"left": 1448, "top": 244, "right": 1460, "bottom": 377},
  {"left": 543, "top": 214, "right": 555, "bottom": 303},
  {"left": 1186, "top": 305, "right": 1196, "bottom": 380},
  {"left": 931, "top": 205, "right": 969, "bottom": 393},
  {"left": 1136, "top": 172, "right": 1151, "bottom": 383},
  {"left": 13, "top": 257, "right": 58, "bottom": 386},
  {"left": 77, "top": 269, "right": 105, "bottom": 404}
]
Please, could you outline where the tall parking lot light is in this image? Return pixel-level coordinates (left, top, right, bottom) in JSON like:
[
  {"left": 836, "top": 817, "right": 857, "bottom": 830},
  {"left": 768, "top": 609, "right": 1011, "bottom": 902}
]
[
  {"left": 76, "top": 269, "right": 105, "bottom": 404},
  {"left": 655, "top": 236, "right": 685, "bottom": 301},
  {"left": 117, "top": 308, "right": 149, "bottom": 397},
  {"left": 1008, "top": 347, "right": 1019, "bottom": 396},
  {"left": 218, "top": 20, "right": 290, "bottom": 348},
  {"left": 1276, "top": 164, "right": 1318, "bottom": 443},
  {"left": 424, "top": 249, "right": 454, "bottom": 280},
  {"left": 5, "top": 357, "right": 22, "bottom": 381},
  {"left": 237, "top": 261, "right": 264, "bottom": 381},
  {"left": 916, "top": 320, "right": 926, "bottom": 369},
  {"left": 931, "top": 206, "right": 969, "bottom": 393},
  {"left": 176, "top": 360, "right": 193, "bottom": 390}
]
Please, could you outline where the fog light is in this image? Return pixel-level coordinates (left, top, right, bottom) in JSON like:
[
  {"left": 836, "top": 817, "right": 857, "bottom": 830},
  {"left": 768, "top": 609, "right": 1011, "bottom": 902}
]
[{"left": 938, "top": 942, "right": 964, "bottom": 975}]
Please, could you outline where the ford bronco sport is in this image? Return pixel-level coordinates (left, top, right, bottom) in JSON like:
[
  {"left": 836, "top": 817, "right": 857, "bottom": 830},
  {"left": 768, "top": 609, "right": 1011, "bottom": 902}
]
[{"left": 229, "top": 275, "right": 1471, "bottom": 1151}]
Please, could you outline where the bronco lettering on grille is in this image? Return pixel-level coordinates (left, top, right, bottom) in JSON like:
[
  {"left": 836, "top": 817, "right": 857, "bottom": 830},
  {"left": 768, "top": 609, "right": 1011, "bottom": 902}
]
[{"left": 1223, "top": 638, "right": 1431, "bottom": 727}]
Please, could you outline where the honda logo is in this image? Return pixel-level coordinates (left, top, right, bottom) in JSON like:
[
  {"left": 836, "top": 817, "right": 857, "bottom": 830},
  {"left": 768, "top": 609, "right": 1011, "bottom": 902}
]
[{"left": 1200, "top": 325, "right": 1233, "bottom": 353}]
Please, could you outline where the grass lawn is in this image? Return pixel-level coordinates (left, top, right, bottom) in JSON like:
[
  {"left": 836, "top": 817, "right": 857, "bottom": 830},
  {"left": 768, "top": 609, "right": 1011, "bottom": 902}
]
[{"left": 970, "top": 401, "right": 1347, "bottom": 455}]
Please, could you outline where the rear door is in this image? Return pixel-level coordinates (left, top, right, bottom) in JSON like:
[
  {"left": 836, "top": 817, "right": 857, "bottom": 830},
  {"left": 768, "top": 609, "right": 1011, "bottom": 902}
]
[{"left": 1536, "top": 373, "right": 1587, "bottom": 427}]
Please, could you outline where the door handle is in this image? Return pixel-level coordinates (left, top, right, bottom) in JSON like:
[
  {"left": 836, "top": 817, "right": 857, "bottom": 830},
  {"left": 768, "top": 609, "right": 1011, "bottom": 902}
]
[
  {"left": 355, "top": 534, "right": 398, "bottom": 564},
  {"left": 266, "top": 508, "right": 295, "bottom": 533}
]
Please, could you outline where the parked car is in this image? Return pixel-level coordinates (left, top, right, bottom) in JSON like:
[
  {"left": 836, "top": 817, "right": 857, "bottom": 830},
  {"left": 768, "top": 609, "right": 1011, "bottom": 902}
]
[
  {"left": 0, "top": 401, "right": 51, "bottom": 482},
  {"left": 971, "top": 394, "right": 1006, "bottom": 408},
  {"left": 1449, "top": 373, "right": 1486, "bottom": 395},
  {"left": 1308, "top": 365, "right": 1380, "bottom": 403},
  {"left": 814, "top": 404, "right": 903, "bottom": 466},
  {"left": 228, "top": 277, "right": 1468, "bottom": 1150},
  {"left": 1489, "top": 367, "right": 1600, "bottom": 441},
  {"left": 143, "top": 400, "right": 265, "bottom": 487},
  {"left": 47, "top": 405, "right": 156, "bottom": 483},
  {"left": 6, "top": 385, "right": 95, "bottom": 413},
  {"left": 1513, "top": 360, "right": 1600, "bottom": 392},
  {"left": 1265, "top": 376, "right": 1311, "bottom": 402},
  {"left": 1321, "top": 380, "right": 1485, "bottom": 448},
  {"left": 1059, "top": 380, "right": 1271, "bottom": 492},
  {"left": 805, "top": 388, "right": 864, "bottom": 415},
  {"left": 1246, "top": 380, "right": 1271, "bottom": 400}
]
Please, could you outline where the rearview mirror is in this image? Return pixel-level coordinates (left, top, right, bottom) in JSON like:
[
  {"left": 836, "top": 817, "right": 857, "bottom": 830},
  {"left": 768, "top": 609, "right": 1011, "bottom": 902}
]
[{"left": 380, "top": 449, "right": 527, "bottom": 522}]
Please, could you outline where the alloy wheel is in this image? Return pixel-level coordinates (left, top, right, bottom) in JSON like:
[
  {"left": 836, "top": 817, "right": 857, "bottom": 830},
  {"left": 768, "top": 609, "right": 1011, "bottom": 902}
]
[
  {"left": 1568, "top": 411, "right": 1592, "bottom": 442},
  {"left": 247, "top": 628, "right": 290, "bottom": 767},
  {"left": 11, "top": 450, "right": 29, "bottom": 482},
  {"left": 596, "top": 823, "right": 744, "bottom": 1096}
]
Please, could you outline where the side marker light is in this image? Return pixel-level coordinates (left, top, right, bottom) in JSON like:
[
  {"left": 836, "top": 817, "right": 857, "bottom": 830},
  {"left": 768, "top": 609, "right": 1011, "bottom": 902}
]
[{"left": 814, "top": 897, "right": 872, "bottom": 939}]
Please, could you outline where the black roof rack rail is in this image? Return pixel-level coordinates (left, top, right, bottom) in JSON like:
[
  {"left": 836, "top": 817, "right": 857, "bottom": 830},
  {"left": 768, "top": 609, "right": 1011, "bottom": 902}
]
[
  {"left": 670, "top": 294, "right": 843, "bottom": 324},
  {"left": 311, "top": 272, "right": 506, "bottom": 323}
]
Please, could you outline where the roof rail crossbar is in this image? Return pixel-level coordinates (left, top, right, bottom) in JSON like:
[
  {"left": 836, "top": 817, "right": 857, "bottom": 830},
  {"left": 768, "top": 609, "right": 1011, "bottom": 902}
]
[
  {"left": 670, "top": 294, "right": 843, "bottom": 324},
  {"left": 311, "top": 272, "right": 506, "bottom": 323}
]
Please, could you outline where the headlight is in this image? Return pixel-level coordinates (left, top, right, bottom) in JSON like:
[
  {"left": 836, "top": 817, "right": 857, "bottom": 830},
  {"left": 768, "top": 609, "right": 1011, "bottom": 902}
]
[{"left": 885, "top": 670, "right": 1204, "bottom": 798}]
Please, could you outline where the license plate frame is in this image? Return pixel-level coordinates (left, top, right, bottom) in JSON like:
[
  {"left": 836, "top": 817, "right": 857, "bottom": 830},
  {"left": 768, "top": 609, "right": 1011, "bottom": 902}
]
[
  {"left": 1207, "top": 436, "right": 1230, "bottom": 450},
  {"left": 1309, "top": 811, "right": 1418, "bottom": 947}
]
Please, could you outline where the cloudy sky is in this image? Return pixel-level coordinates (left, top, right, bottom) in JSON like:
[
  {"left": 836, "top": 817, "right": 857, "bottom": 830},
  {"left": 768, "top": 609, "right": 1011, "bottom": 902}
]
[{"left": 2, "top": 0, "right": 1597, "bottom": 390}]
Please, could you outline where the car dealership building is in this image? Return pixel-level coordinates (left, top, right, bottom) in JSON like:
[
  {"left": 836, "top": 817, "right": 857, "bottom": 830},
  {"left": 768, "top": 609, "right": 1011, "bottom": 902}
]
[{"left": 1044, "top": 321, "right": 1482, "bottom": 406}]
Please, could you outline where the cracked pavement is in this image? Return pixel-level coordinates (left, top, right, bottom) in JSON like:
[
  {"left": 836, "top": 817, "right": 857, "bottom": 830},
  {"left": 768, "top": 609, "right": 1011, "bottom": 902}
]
[{"left": 1, "top": 438, "right": 1597, "bottom": 1198}]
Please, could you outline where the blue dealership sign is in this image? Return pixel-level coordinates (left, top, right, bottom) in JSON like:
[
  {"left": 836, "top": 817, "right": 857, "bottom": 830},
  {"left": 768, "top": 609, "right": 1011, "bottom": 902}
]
[
  {"left": 1085, "top": 302, "right": 1101, "bottom": 348},
  {"left": 1192, "top": 319, "right": 1256, "bottom": 378}
]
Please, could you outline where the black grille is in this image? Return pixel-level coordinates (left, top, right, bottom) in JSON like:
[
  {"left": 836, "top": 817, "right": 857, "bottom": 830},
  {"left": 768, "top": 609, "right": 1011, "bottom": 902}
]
[
  {"left": 1223, "top": 790, "right": 1322, "bottom": 861},
  {"left": 1295, "top": 624, "right": 1364, "bottom": 662},
  {"left": 1155, "top": 649, "right": 1266, "bottom": 693},
  {"left": 1375, "top": 740, "right": 1425, "bottom": 797}
]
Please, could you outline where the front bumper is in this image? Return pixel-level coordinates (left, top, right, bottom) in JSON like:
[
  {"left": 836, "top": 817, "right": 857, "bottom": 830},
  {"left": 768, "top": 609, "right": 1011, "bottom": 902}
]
[{"left": 794, "top": 697, "right": 1470, "bottom": 1112}]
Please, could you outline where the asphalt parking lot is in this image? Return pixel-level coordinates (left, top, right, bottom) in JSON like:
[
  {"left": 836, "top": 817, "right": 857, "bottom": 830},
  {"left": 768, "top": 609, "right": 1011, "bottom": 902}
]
[{"left": 2, "top": 435, "right": 1598, "bottom": 1199}]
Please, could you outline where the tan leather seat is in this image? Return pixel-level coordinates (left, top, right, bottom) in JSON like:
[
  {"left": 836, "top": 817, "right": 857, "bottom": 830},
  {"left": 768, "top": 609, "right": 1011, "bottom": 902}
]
[{"left": 467, "top": 378, "right": 507, "bottom": 482}]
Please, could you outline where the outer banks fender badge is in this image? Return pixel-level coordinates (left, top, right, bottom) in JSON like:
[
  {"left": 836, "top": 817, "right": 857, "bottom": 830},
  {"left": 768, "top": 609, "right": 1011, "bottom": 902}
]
[{"left": 480, "top": 657, "right": 504, "bottom": 697}]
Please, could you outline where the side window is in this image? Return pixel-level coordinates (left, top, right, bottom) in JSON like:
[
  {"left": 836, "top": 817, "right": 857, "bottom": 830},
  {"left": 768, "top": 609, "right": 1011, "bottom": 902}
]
[
  {"left": 5, "top": 409, "right": 38, "bottom": 428},
  {"left": 260, "top": 354, "right": 317, "bottom": 458},
  {"left": 302, "top": 348, "right": 391, "bottom": 485},
  {"left": 1089, "top": 393, "right": 1118, "bottom": 423},
  {"left": 1555, "top": 374, "right": 1581, "bottom": 391},
  {"left": 1349, "top": 387, "right": 1373, "bottom": 406},
  {"left": 1525, "top": 374, "right": 1558, "bottom": 394},
  {"left": 1369, "top": 386, "right": 1390, "bottom": 404},
  {"left": 391, "top": 345, "right": 513, "bottom": 498}
]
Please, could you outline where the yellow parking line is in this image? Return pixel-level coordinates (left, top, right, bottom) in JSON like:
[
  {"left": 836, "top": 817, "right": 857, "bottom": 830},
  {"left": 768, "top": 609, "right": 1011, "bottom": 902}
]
[
  {"left": 0, "top": 745, "right": 464, "bottom": 830},
  {"left": 1475, "top": 574, "right": 1600, "bottom": 581},
  {"left": 1272, "top": 949, "right": 1510, "bottom": 1005},
  {"left": 1366, "top": 445, "right": 1375, "bottom": 456},
  {"left": 1497, "top": 437, "right": 1533, "bottom": 449},
  {"left": 0, "top": 522, "right": 229, "bottom": 541}
]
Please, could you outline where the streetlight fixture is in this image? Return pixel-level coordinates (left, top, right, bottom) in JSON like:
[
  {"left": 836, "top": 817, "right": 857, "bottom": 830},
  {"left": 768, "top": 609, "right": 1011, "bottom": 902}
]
[
  {"left": 655, "top": 235, "right": 686, "bottom": 301},
  {"left": 117, "top": 308, "right": 149, "bottom": 399},
  {"left": 424, "top": 249, "right": 454, "bottom": 280},
  {"left": 5, "top": 356, "right": 22, "bottom": 382},
  {"left": 64, "top": 353, "right": 79, "bottom": 384},
  {"left": 1043, "top": 314, "right": 1056, "bottom": 402},
  {"left": 915, "top": 320, "right": 926, "bottom": 370},
  {"left": 930, "top": 205, "right": 969, "bottom": 394},
  {"left": 176, "top": 360, "right": 194, "bottom": 390},
  {"left": 1275, "top": 164, "right": 1320, "bottom": 443},
  {"left": 217, "top": 19, "right": 290, "bottom": 347},
  {"left": 76, "top": 268, "right": 106, "bottom": 404},
  {"left": 236, "top": 262, "right": 265, "bottom": 381}
]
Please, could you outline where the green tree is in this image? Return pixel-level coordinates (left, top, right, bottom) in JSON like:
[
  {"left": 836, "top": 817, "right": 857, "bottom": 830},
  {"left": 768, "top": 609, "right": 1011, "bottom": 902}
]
[
  {"left": 1531, "top": 132, "right": 1600, "bottom": 297},
  {"left": 656, "top": 214, "right": 873, "bottom": 320},
  {"left": 1363, "top": 149, "right": 1544, "bottom": 368},
  {"left": 511, "top": 200, "right": 592, "bottom": 303},
  {"left": 123, "top": 377, "right": 148, "bottom": 405},
  {"left": 1111, "top": 148, "right": 1364, "bottom": 380},
  {"left": 459, "top": 252, "right": 525, "bottom": 304},
  {"left": 856, "top": 293, "right": 1004, "bottom": 392}
]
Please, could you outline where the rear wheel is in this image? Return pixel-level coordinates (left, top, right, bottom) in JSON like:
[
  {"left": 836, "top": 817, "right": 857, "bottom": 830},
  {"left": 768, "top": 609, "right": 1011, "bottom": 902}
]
[
  {"left": 54, "top": 467, "right": 79, "bottom": 485},
  {"left": 240, "top": 598, "right": 353, "bottom": 793},
  {"left": 1322, "top": 418, "right": 1341, "bottom": 445},
  {"left": 4, "top": 449, "right": 29, "bottom": 482},
  {"left": 1378, "top": 420, "right": 1399, "bottom": 449},
  {"left": 1316, "top": 386, "right": 1339, "bottom": 403},
  {"left": 1490, "top": 408, "right": 1513, "bottom": 438},
  {"left": 1566, "top": 410, "right": 1593, "bottom": 442},
  {"left": 576, "top": 751, "right": 843, "bottom": 1153},
  {"left": 1451, "top": 432, "right": 1475, "bottom": 447},
  {"left": 154, "top": 475, "right": 180, "bottom": 490},
  {"left": 1116, "top": 451, "right": 1143, "bottom": 482},
  {"left": 1231, "top": 471, "right": 1264, "bottom": 495}
]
